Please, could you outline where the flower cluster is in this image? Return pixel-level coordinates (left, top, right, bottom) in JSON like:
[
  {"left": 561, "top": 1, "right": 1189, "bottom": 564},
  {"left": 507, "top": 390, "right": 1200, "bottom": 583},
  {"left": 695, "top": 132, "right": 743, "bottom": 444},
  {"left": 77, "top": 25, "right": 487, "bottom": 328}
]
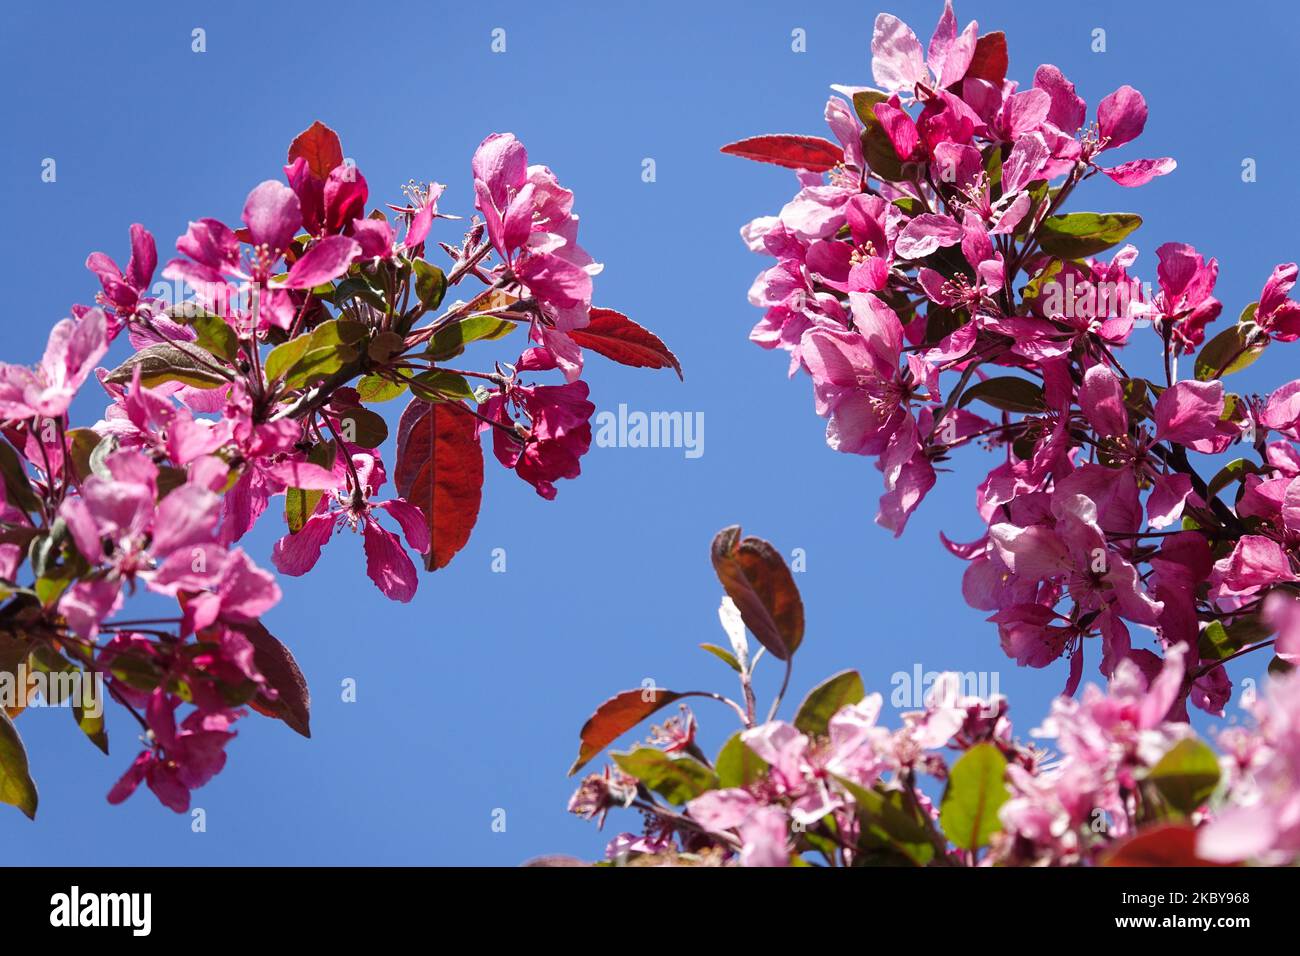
[
  {"left": 730, "top": 2, "right": 1300, "bottom": 711},
  {"left": 0, "top": 122, "right": 677, "bottom": 818},
  {"left": 564, "top": 526, "right": 1300, "bottom": 867}
]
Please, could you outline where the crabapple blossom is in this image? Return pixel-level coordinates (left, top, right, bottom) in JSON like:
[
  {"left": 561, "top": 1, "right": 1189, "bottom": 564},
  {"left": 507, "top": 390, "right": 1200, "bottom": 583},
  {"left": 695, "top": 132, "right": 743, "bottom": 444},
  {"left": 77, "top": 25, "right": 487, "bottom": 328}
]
[
  {"left": 0, "top": 121, "right": 676, "bottom": 818},
  {"left": 727, "top": 0, "right": 1300, "bottom": 716}
]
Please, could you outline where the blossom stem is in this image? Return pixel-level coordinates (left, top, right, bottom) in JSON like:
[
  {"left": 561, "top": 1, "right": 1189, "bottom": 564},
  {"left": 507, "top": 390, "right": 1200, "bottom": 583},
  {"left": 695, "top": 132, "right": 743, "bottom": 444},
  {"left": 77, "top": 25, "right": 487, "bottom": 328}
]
[
  {"left": 766, "top": 655, "right": 793, "bottom": 723},
  {"left": 322, "top": 413, "right": 366, "bottom": 510}
]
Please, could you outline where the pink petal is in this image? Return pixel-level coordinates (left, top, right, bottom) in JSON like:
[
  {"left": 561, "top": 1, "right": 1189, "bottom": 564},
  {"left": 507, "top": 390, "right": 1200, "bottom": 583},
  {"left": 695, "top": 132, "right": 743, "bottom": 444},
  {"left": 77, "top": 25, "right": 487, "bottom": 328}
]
[
  {"left": 271, "top": 512, "right": 336, "bottom": 576},
  {"left": 1101, "top": 157, "right": 1176, "bottom": 187},
  {"left": 242, "top": 180, "right": 302, "bottom": 255},
  {"left": 362, "top": 520, "right": 419, "bottom": 602},
  {"left": 1097, "top": 85, "right": 1148, "bottom": 151},
  {"left": 376, "top": 498, "right": 431, "bottom": 554},
  {"left": 894, "top": 213, "right": 963, "bottom": 259},
  {"left": 871, "top": 13, "right": 927, "bottom": 93},
  {"left": 1032, "top": 64, "right": 1086, "bottom": 133},
  {"left": 284, "top": 236, "right": 360, "bottom": 289}
]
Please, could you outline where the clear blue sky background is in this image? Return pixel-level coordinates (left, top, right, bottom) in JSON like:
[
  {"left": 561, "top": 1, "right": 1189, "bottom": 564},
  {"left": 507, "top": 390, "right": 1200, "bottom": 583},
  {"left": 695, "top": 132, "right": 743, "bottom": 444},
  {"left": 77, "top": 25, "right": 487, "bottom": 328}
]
[{"left": 2, "top": 0, "right": 1297, "bottom": 865}]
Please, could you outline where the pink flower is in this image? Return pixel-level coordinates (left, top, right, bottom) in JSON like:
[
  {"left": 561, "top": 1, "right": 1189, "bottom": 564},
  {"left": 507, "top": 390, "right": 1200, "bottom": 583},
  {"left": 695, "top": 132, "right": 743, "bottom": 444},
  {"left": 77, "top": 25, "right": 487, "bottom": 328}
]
[
  {"left": 271, "top": 450, "right": 430, "bottom": 602},
  {"left": 85, "top": 224, "right": 157, "bottom": 338},
  {"left": 1150, "top": 242, "right": 1223, "bottom": 354},
  {"left": 1254, "top": 263, "right": 1300, "bottom": 341},
  {"left": 107, "top": 691, "right": 243, "bottom": 813},
  {"left": 989, "top": 492, "right": 1163, "bottom": 630},
  {"left": 149, "top": 545, "right": 282, "bottom": 633},
  {"left": 216, "top": 387, "right": 340, "bottom": 545},
  {"left": 0, "top": 308, "right": 108, "bottom": 419},
  {"left": 471, "top": 133, "right": 599, "bottom": 382},
  {"left": 481, "top": 350, "right": 595, "bottom": 500},
  {"left": 1199, "top": 670, "right": 1300, "bottom": 864},
  {"left": 55, "top": 449, "right": 223, "bottom": 637},
  {"left": 163, "top": 180, "right": 359, "bottom": 332},
  {"left": 800, "top": 293, "right": 912, "bottom": 456},
  {"left": 870, "top": 2, "right": 978, "bottom": 97}
]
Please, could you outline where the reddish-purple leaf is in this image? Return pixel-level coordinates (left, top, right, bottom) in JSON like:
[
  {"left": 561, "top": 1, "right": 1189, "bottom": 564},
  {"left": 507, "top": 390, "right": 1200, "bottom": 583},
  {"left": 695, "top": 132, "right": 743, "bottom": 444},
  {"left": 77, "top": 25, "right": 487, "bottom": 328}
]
[
  {"left": 399, "top": 402, "right": 484, "bottom": 571},
  {"left": 720, "top": 134, "right": 844, "bottom": 173},
  {"left": 966, "top": 32, "right": 1009, "bottom": 86},
  {"left": 711, "top": 526, "right": 804, "bottom": 661},
  {"left": 394, "top": 398, "right": 431, "bottom": 498},
  {"left": 569, "top": 308, "right": 683, "bottom": 379},
  {"left": 288, "top": 121, "right": 344, "bottom": 180},
  {"left": 1102, "top": 824, "right": 1237, "bottom": 867},
  {"left": 568, "top": 689, "right": 684, "bottom": 776},
  {"left": 239, "top": 621, "right": 312, "bottom": 739}
]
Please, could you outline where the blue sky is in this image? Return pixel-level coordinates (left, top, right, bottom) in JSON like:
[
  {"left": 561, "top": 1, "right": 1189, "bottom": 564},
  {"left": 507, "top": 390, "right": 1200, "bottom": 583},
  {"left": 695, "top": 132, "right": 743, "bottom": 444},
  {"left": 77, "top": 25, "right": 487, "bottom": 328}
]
[{"left": 2, "top": 0, "right": 1297, "bottom": 865}]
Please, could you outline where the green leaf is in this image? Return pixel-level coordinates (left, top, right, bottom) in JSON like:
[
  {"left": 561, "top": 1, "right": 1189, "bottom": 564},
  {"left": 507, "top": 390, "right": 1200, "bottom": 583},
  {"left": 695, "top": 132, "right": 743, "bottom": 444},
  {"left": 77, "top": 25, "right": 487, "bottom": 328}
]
[
  {"left": 1146, "top": 738, "right": 1220, "bottom": 817},
  {"left": 72, "top": 699, "right": 108, "bottom": 755},
  {"left": 265, "top": 319, "right": 367, "bottom": 390},
  {"left": 938, "top": 742, "right": 1010, "bottom": 850},
  {"left": 981, "top": 144, "right": 1003, "bottom": 194},
  {"left": 862, "top": 123, "right": 905, "bottom": 182},
  {"left": 698, "top": 643, "right": 742, "bottom": 673},
  {"left": 64, "top": 428, "right": 102, "bottom": 484},
  {"left": 0, "top": 441, "right": 41, "bottom": 513},
  {"left": 367, "top": 331, "right": 406, "bottom": 364},
  {"left": 356, "top": 373, "right": 409, "bottom": 404},
  {"left": 1123, "top": 377, "right": 1155, "bottom": 423},
  {"left": 850, "top": 89, "right": 889, "bottom": 127},
  {"left": 284, "top": 441, "right": 336, "bottom": 534},
  {"left": 1198, "top": 622, "right": 1234, "bottom": 661},
  {"left": 1194, "top": 318, "right": 1267, "bottom": 381},
  {"left": 336, "top": 407, "right": 388, "bottom": 448},
  {"left": 190, "top": 314, "right": 240, "bottom": 363},
  {"left": 413, "top": 260, "right": 447, "bottom": 311},
  {"left": 426, "top": 315, "right": 518, "bottom": 362},
  {"left": 1012, "top": 181, "right": 1050, "bottom": 241},
  {"left": 611, "top": 747, "right": 718, "bottom": 805},
  {"left": 88, "top": 434, "right": 119, "bottom": 479},
  {"left": 837, "top": 778, "right": 937, "bottom": 866},
  {"left": 1037, "top": 212, "right": 1143, "bottom": 258},
  {"left": 332, "top": 275, "right": 387, "bottom": 311},
  {"left": 892, "top": 197, "right": 924, "bottom": 217},
  {"left": 166, "top": 303, "right": 240, "bottom": 363},
  {"left": 852, "top": 90, "right": 906, "bottom": 181},
  {"left": 1208, "top": 458, "right": 1261, "bottom": 500},
  {"left": 1269, "top": 655, "right": 1295, "bottom": 676},
  {"left": 0, "top": 709, "right": 37, "bottom": 819},
  {"left": 793, "top": 670, "right": 865, "bottom": 736},
  {"left": 958, "top": 376, "right": 1046, "bottom": 414},
  {"left": 104, "top": 343, "right": 229, "bottom": 389},
  {"left": 715, "top": 732, "right": 769, "bottom": 789},
  {"left": 408, "top": 370, "right": 476, "bottom": 403}
]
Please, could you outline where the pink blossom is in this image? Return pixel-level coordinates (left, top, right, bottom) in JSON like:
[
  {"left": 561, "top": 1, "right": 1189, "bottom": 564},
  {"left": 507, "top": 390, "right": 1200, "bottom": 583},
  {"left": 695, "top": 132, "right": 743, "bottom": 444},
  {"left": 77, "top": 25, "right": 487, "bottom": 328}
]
[
  {"left": 271, "top": 450, "right": 430, "bottom": 602},
  {"left": 0, "top": 308, "right": 108, "bottom": 419}
]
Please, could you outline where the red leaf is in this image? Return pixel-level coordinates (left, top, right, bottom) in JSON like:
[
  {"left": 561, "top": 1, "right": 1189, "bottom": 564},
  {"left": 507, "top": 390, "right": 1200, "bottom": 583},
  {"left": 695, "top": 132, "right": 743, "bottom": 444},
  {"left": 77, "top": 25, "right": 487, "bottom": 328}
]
[
  {"left": 288, "top": 121, "right": 344, "bottom": 180},
  {"left": 394, "top": 397, "right": 431, "bottom": 498},
  {"left": 1102, "top": 824, "right": 1237, "bottom": 867},
  {"left": 711, "top": 525, "right": 804, "bottom": 661},
  {"left": 569, "top": 308, "right": 683, "bottom": 379},
  {"left": 568, "top": 688, "right": 684, "bottom": 776},
  {"left": 238, "top": 621, "right": 311, "bottom": 739},
  {"left": 966, "top": 32, "right": 1009, "bottom": 86},
  {"left": 720, "top": 134, "right": 844, "bottom": 173},
  {"left": 399, "top": 401, "right": 484, "bottom": 571}
]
